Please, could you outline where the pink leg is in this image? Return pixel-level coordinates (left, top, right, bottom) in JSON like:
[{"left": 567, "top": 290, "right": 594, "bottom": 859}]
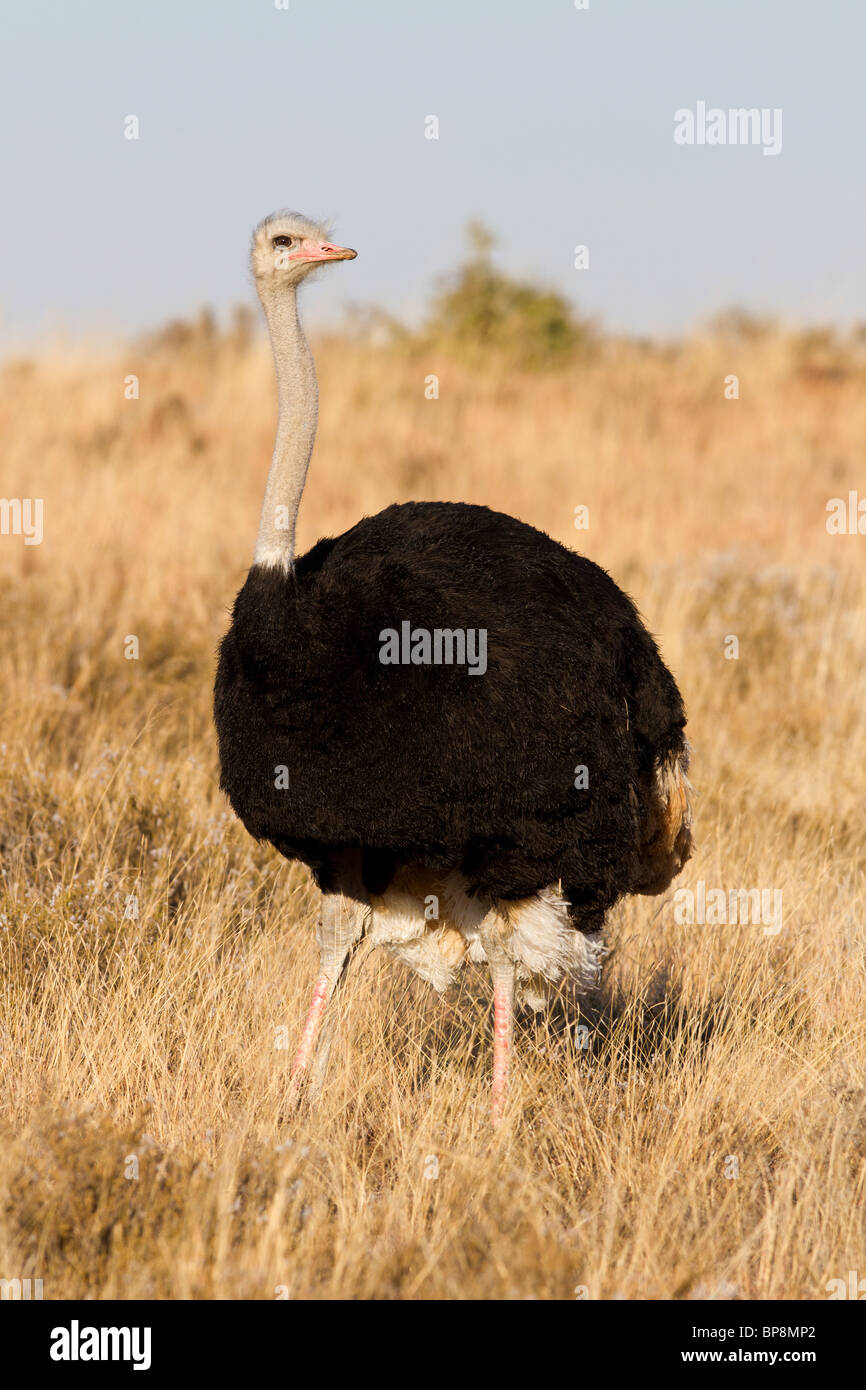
[
  {"left": 288, "top": 864, "right": 367, "bottom": 1099},
  {"left": 480, "top": 912, "right": 515, "bottom": 1127},
  {"left": 491, "top": 982, "right": 513, "bottom": 1125},
  {"left": 291, "top": 973, "right": 332, "bottom": 1080}
]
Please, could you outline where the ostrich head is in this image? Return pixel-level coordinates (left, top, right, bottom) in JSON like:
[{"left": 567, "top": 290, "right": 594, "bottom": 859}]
[
  {"left": 251, "top": 210, "right": 356, "bottom": 291},
  {"left": 249, "top": 210, "right": 356, "bottom": 570}
]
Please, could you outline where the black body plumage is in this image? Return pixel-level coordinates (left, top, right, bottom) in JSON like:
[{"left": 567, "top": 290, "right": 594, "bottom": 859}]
[{"left": 214, "top": 501, "right": 688, "bottom": 928}]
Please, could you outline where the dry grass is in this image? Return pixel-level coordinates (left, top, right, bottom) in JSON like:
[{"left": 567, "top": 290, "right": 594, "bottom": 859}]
[{"left": 1, "top": 323, "right": 864, "bottom": 1300}]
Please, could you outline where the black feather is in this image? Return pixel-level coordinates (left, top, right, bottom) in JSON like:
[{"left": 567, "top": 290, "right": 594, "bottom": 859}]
[{"left": 214, "top": 500, "right": 687, "bottom": 928}]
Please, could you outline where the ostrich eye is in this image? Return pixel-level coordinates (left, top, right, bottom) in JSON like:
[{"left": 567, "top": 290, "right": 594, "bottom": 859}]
[{"left": 272, "top": 235, "right": 294, "bottom": 249}]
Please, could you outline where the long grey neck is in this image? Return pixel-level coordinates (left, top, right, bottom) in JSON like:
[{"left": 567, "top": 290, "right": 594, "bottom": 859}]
[{"left": 253, "top": 282, "right": 318, "bottom": 571}]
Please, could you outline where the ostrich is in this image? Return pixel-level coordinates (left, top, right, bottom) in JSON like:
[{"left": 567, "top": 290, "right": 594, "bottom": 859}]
[{"left": 214, "top": 211, "right": 692, "bottom": 1122}]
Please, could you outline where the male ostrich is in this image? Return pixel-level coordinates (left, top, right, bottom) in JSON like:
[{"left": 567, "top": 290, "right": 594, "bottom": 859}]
[{"left": 214, "top": 211, "right": 692, "bottom": 1122}]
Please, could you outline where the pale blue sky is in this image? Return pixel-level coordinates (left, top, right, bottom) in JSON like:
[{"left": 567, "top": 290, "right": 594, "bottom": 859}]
[{"left": 0, "top": 0, "right": 862, "bottom": 343}]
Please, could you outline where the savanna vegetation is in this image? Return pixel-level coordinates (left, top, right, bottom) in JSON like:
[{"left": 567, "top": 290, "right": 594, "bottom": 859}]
[{"left": 1, "top": 233, "right": 864, "bottom": 1298}]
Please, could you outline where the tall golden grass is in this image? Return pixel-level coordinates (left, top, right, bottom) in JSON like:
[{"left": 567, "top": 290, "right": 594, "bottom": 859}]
[{"left": 0, "top": 321, "right": 864, "bottom": 1299}]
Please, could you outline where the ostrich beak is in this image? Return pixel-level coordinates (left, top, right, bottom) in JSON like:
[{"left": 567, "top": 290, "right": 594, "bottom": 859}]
[{"left": 290, "top": 240, "right": 357, "bottom": 264}]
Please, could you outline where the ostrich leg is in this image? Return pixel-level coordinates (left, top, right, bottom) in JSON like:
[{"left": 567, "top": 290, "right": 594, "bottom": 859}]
[
  {"left": 290, "top": 853, "right": 368, "bottom": 1097},
  {"left": 479, "top": 912, "right": 515, "bottom": 1126}
]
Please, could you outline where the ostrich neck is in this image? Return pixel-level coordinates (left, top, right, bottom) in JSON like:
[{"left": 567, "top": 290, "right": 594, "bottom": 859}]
[{"left": 253, "top": 283, "right": 318, "bottom": 570}]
